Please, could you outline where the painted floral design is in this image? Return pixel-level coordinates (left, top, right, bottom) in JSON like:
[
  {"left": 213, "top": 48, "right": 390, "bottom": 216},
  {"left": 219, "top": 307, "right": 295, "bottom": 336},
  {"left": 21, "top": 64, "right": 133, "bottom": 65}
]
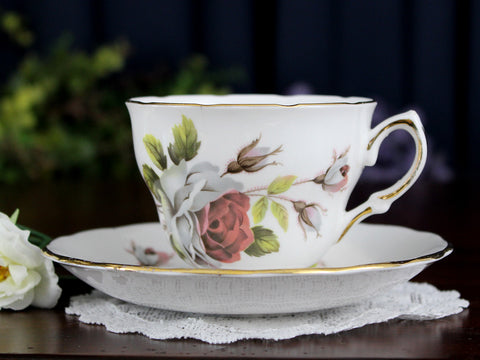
[
  {"left": 196, "top": 190, "right": 254, "bottom": 263},
  {"left": 313, "top": 148, "right": 350, "bottom": 192},
  {"left": 127, "top": 241, "right": 173, "bottom": 266},
  {"left": 223, "top": 135, "right": 282, "bottom": 176},
  {"left": 141, "top": 115, "right": 351, "bottom": 267},
  {"left": 293, "top": 201, "right": 324, "bottom": 238}
]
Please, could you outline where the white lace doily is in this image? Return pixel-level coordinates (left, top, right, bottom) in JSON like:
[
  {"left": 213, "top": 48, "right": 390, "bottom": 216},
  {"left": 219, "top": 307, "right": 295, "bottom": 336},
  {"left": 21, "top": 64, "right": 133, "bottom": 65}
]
[{"left": 65, "top": 282, "right": 469, "bottom": 344}]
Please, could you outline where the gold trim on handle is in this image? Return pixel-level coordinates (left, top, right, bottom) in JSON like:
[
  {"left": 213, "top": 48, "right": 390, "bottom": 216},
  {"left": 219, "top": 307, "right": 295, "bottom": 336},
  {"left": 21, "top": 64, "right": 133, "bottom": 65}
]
[
  {"left": 367, "top": 119, "right": 416, "bottom": 150},
  {"left": 336, "top": 207, "right": 373, "bottom": 243},
  {"left": 337, "top": 117, "right": 425, "bottom": 244},
  {"left": 367, "top": 119, "right": 424, "bottom": 200}
]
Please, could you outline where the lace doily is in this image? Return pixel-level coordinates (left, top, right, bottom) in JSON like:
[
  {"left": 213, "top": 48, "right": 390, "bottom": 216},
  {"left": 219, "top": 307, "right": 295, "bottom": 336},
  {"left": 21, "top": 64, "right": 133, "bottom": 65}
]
[{"left": 65, "top": 282, "right": 469, "bottom": 344}]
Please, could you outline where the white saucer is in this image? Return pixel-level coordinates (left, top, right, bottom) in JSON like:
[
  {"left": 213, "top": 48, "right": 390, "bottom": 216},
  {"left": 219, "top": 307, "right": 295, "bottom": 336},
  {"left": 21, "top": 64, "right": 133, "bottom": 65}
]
[{"left": 44, "top": 223, "right": 451, "bottom": 315}]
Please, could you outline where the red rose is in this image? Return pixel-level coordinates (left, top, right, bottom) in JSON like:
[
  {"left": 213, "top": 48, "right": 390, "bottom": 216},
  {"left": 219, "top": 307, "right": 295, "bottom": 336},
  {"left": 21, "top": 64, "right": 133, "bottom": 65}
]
[{"left": 196, "top": 190, "right": 254, "bottom": 263}]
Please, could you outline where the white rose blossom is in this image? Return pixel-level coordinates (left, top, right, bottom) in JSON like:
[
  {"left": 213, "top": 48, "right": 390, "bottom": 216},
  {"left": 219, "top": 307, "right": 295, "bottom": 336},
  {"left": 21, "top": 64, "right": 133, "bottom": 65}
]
[
  {"left": 153, "top": 160, "right": 243, "bottom": 267},
  {"left": 0, "top": 212, "right": 61, "bottom": 310}
]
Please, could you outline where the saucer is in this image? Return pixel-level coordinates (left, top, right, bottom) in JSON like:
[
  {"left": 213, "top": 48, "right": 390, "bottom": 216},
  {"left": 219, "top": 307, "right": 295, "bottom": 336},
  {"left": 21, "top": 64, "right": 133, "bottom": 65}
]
[{"left": 44, "top": 223, "right": 451, "bottom": 315}]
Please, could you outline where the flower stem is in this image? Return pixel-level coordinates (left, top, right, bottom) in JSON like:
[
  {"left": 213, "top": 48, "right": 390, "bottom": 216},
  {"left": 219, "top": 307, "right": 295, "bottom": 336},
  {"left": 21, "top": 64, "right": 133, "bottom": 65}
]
[
  {"left": 244, "top": 178, "right": 313, "bottom": 195},
  {"left": 244, "top": 186, "right": 269, "bottom": 194},
  {"left": 246, "top": 192, "right": 296, "bottom": 205},
  {"left": 268, "top": 194, "right": 297, "bottom": 204},
  {"left": 293, "top": 178, "right": 314, "bottom": 186}
]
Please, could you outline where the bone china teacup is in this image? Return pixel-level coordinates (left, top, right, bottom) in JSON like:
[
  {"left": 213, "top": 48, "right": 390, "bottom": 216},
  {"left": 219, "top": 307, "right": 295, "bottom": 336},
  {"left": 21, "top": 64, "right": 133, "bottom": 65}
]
[{"left": 126, "top": 94, "right": 427, "bottom": 270}]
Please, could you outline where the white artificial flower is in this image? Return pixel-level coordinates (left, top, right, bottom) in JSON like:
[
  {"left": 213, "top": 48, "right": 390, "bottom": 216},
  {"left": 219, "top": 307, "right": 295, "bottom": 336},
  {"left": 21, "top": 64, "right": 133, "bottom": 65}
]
[{"left": 0, "top": 212, "right": 61, "bottom": 310}]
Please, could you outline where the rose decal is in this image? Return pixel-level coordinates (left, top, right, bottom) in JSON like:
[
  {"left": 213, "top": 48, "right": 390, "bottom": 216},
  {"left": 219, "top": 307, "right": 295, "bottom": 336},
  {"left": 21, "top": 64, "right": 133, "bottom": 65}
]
[
  {"left": 293, "top": 201, "right": 324, "bottom": 238},
  {"left": 197, "top": 190, "right": 254, "bottom": 263},
  {"left": 313, "top": 148, "right": 350, "bottom": 193},
  {"left": 141, "top": 115, "right": 351, "bottom": 267},
  {"left": 127, "top": 241, "right": 173, "bottom": 266},
  {"left": 223, "top": 135, "right": 282, "bottom": 176},
  {"left": 142, "top": 160, "right": 241, "bottom": 267}
]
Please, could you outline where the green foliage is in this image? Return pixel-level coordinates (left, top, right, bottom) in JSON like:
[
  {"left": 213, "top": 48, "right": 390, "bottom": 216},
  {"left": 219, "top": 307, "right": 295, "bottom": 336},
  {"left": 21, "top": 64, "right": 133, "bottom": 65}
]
[
  {"left": 245, "top": 226, "right": 280, "bottom": 257},
  {"left": 0, "top": 11, "right": 240, "bottom": 184},
  {"left": 6, "top": 209, "right": 51, "bottom": 248},
  {"left": 167, "top": 115, "right": 201, "bottom": 165},
  {"left": 252, "top": 196, "right": 269, "bottom": 224},
  {"left": 169, "top": 56, "right": 232, "bottom": 95},
  {"left": 267, "top": 175, "right": 297, "bottom": 194},
  {"left": 21, "top": 225, "right": 52, "bottom": 249},
  {"left": 0, "top": 30, "right": 130, "bottom": 183},
  {"left": 0, "top": 10, "right": 33, "bottom": 47},
  {"left": 9, "top": 208, "right": 19, "bottom": 224},
  {"left": 270, "top": 200, "right": 289, "bottom": 232},
  {"left": 143, "top": 134, "right": 167, "bottom": 170},
  {"left": 142, "top": 164, "right": 160, "bottom": 195}
]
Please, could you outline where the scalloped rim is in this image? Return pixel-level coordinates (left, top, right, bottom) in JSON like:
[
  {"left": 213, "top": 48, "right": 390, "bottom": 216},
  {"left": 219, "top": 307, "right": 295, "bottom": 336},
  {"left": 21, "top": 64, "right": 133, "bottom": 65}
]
[
  {"left": 126, "top": 94, "right": 375, "bottom": 107},
  {"left": 43, "top": 241, "right": 452, "bottom": 276}
]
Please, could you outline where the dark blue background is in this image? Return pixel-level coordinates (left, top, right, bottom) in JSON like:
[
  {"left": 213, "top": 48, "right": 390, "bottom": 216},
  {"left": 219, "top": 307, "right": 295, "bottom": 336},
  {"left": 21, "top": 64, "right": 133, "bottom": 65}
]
[{"left": 1, "top": 0, "right": 478, "bottom": 180}]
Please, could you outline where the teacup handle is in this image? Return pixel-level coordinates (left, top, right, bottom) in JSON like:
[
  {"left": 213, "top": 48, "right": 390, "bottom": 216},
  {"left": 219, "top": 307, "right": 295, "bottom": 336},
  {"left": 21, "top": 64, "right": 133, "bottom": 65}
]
[{"left": 337, "top": 110, "right": 427, "bottom": 243}]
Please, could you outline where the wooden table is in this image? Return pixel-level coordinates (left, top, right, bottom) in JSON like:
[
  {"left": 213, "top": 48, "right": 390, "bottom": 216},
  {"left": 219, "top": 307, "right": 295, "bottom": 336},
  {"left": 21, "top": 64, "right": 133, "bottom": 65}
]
[{"left": 0, "top": 179, "right": 478, "bottom": 359}]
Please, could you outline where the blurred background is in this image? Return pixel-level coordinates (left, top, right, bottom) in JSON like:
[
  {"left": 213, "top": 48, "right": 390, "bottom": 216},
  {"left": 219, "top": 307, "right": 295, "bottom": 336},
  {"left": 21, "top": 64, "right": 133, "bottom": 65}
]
[{"left": 0, "top": 0, "right": 478, "bottom": 236}]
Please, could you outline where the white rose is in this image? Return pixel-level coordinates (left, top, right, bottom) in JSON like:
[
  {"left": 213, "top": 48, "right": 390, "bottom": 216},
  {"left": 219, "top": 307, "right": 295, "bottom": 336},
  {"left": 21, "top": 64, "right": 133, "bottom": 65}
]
[
  {"left": 157, "top": 160, "right": 243, "bottom": 267},
  {"left": 0, "top": 212, "right": 61, "bottom": 310}
]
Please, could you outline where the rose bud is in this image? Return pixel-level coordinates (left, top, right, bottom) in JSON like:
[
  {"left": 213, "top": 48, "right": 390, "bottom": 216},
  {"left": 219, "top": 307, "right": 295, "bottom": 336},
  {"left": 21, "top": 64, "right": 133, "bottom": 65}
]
[
  {"left": 223, "top": 135, "right": 282, "bottom": 176},
  {"left": 313, "top": 149, "right": 350, "bottom": 193},
  {"left": 127, "top": 242, "right": 173, "bottom": 266},
  {"left": 293, "top": 201, "right": 323, "bottom": 238}
]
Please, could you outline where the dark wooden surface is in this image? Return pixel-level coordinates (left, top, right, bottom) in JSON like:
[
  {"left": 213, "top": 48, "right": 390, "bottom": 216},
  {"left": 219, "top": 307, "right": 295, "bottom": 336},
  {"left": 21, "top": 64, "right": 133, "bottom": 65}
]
[{"left": 0, "top": 178, "right": 478, "bottom": 359}]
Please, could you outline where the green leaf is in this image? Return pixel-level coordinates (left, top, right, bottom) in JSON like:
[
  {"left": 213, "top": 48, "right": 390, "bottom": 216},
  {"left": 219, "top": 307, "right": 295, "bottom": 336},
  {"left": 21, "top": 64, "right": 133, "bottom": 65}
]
[
  {"left": 10, "top": 209, "right": 20, "bottom": 224},
  {"left": 245, "top": 226, "right": 280, "bottom": 257},
  {"left": 267, "top": 175, "right": 297, "bottom": 194},
  {"left": 252, "top": 196, "right": 269, "bottom": 224},
  {"left": 143, "top": 134, "right": 167, "bottom": 170},
  {"left": 142, "top": 164, "right": 160, "bottom": 197},
  {"left": 167, "top": 115, "right": 201, "bottom": 165},
  {"left": 18, "top": 224, "right": 52, "bottom": 249},
  {"left": 271, "top": 201, "right": 289, "bottom": 232}
]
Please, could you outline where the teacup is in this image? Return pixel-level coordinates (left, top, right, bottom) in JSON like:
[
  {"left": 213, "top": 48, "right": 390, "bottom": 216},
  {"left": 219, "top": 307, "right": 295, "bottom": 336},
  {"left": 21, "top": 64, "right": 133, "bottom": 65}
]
[{"left": 126, "top": 94, "right": 427, "bottom": 270}]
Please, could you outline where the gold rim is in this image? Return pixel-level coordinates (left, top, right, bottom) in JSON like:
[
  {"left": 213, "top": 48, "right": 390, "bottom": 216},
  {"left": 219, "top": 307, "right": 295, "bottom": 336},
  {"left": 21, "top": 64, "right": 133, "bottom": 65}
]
[
  {"left": 126, "top": 98, "right": 375, "bottom": 107},
  {"left": 367, "top": 118, "right": 425, "bottom": 200},
  {"left": 43, "top": 243, "right": 452, "bottom": 276},
  {"left": 336, "top": 118, "right": 426, "bottom": 244}
]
